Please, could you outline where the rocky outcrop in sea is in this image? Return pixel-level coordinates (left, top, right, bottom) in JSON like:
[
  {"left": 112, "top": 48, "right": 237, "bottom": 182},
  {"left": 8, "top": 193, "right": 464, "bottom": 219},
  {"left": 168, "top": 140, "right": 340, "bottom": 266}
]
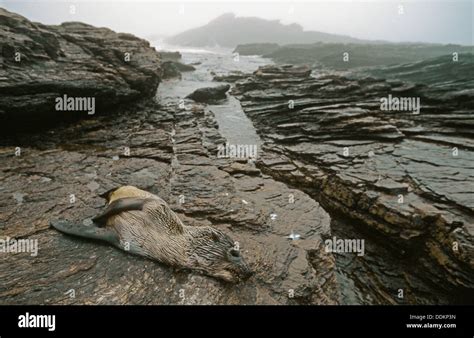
[
  {"left": 233, "top": 42, "right": 474, "bottom": 69},
  {"left": 186, "top": 84, "right": 231, "bottom": 103},
  {"left": 166, "top": 12, "right": 363, "bottom": 48}
]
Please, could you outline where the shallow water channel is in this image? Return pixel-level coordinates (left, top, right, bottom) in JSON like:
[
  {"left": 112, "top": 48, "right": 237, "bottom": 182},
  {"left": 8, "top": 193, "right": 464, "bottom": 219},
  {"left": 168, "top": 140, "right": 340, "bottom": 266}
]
[{"left": 155, "top": 46, "right": 455, "bottom": 305}]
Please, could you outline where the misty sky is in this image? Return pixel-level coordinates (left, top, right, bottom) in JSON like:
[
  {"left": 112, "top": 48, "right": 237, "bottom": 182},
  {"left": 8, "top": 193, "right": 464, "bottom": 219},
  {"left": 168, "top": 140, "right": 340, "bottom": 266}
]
[{"left": 2, "top": 0, "right": 473, "bottom": 45}]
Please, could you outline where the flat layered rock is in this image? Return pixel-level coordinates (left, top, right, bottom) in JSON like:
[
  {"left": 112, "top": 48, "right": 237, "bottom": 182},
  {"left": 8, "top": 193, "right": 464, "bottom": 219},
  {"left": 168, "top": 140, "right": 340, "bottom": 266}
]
[
  {"left": 0, "top": 8, "right": 340, "bottom": 306},
  {"left": 225, "top": 61, "right": 474, "bottom": 302},
  {"left": 0, "top": 98, "right": 339, "bottom": 305}
]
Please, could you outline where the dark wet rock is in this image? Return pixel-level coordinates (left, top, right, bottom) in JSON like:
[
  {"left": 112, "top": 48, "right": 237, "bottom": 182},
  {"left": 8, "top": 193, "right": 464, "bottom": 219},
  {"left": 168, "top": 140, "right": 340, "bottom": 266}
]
[
  {"left": 161, "top": 61, "right": 183, "bottom": 79},
  {"left": 234, "top": 43, "right": 280, "bottom": 56},
  {"left": 186, "top": 84, "right": 231, "bottom": 103},
  {"left": 158, "top": 50, "right": 182, "bottom": 61},
  {"left": 254, "top": 64, "right": 312, "bottom": 79},
  {"left": 226, "top": 61, "right": 474, "bottom": 303},
  {"left": 366, "top": 53, "right": 474, "bottom": 107},
  {"left": 0, "top": 8, "right": 162, "bottom": 130},
  {"left": 0, "top": 7, "right": 341, "bottom": 306},
  {"left": 259, "top": 43, "right": 474, "bottom": 70},
  {"left": 0, "top": 7, "right": 338, "bottom": 306},
  {"left": 174, "top": 62, "right": 196, "bottom": 72},
  {"left": 161, "top": 61, "right": 195, "bottom": 79},
  {"left": 0, "top": 90, "right": 339, "bottom": 305}
]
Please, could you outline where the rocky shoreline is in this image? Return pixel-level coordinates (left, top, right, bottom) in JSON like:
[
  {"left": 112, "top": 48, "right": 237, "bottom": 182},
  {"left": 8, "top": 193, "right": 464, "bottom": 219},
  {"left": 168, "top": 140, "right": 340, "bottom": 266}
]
[
  {"left": 0, "top": 8, "right": 339, "bottom": 305},
  {"left": 219, "top": 62, "right": 474, "bottom": 303},
  {"left": 0, "top": 97, "right": 341, "bottom": 304},
  {"left": 1, "top": 7, "right": 472, "bottom": 305},
  {"left": 0, "top": 8, "right": 163, "bottom": 130},
  {"left": 0, "top": 8, "right": 194, "bottom": 130},
  {"left": 233, "top": 42, "right": 474, "bottom": 70}
]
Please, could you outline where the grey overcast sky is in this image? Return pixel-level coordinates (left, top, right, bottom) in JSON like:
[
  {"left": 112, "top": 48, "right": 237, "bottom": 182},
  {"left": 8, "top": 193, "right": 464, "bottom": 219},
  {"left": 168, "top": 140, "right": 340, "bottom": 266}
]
[{"left": 2, "top": 0, "right": 473, "bottom": 45}]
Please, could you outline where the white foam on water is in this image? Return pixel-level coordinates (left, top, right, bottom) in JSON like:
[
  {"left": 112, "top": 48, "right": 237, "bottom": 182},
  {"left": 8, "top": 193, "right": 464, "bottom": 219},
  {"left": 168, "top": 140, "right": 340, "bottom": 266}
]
[{"left": 150, "top": 41, "right": 228, "bottom": 55}]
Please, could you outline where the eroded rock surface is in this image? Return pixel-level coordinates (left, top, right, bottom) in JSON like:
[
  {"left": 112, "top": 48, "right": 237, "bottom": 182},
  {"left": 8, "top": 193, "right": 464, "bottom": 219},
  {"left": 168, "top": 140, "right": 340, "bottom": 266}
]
[
  {"left": 0, "top": 7, "right": 340, "bottom": 305},
  {"left": 0, "top": 98, "right": 339, "bottom": 305},
  {"left": 0, "top": 8, "right": 161, "bottom": 128},
  {"left": 223, "top": 60, "right": 474, "bottom": 303},
  {"left": 256, "top": 43, "right": 474, "bottom": 70}
]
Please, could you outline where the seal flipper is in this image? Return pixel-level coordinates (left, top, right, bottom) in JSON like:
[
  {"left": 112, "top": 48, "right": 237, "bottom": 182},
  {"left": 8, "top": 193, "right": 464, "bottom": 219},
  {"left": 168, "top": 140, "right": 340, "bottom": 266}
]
[
  {"left": 92, "top": 197, "right": 150, "bottom": 226},
  {"left": 51, "top": 220, "right": 120, "bottom": 246}
]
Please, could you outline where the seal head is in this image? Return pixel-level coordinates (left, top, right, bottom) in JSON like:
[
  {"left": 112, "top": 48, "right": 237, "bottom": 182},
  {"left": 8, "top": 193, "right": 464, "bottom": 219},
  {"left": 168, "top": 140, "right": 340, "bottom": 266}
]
[{"left": 187, "top": 227, "right": 253, "bottom": 283}]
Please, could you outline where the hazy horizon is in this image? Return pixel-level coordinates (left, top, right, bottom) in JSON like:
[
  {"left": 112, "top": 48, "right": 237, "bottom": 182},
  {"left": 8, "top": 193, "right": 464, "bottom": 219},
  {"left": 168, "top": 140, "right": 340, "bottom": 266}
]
[{"left": 2, "top": 1, "right": 473, "bottom": 45}]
